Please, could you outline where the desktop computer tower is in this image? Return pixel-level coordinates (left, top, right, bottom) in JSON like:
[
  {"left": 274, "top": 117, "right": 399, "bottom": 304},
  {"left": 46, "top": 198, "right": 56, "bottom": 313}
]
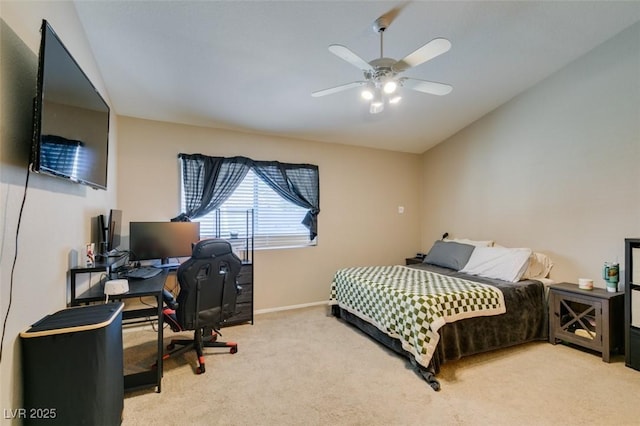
[{"left": 20, "top": 303, "right": 124, "bottom": 425}]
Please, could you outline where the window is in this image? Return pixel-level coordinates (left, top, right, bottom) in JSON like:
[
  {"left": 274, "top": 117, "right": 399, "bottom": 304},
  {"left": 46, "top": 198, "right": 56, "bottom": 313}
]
[
  {"left": 183, "top": 169, "right": 316, "bottom": 249},
  {"left": 176, "top": 154, "right": 319, "bottom": 249}
]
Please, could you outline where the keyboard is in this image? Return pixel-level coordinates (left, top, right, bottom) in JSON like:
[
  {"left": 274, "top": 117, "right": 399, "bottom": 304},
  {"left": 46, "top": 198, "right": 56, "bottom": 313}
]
[{"left": 125, "top": 266, "right": 162, "bottom": 280}]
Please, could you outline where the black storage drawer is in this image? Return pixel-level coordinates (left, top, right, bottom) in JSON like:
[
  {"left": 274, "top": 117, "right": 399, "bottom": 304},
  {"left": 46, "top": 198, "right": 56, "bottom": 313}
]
[
  {"left": 237, "top": 265, "right": 253, "bottom": 284},
  {"left": 226, "top": 263, "right": 253, "bottom": 326},
  {"left": 228, "top": 302, "right": 253, "bottom": 324},
  {"left": 236, "top": 283, "right": 253, "bottom": 304}
]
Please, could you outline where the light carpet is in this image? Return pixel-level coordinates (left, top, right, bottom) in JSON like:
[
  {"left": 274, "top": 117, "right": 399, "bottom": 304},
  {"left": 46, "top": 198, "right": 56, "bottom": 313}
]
[{"left": 122, "top": 305, "right": 640, "bottom": 425}]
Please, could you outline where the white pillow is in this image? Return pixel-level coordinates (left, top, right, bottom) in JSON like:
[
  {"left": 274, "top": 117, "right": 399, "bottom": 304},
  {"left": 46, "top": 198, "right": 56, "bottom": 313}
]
[
  {"left": 460, "top": 246, "right": 532, "bottom": 283},
  {"left": 521, "top": 252, "right": 554, "bottom": 280},
  {"left": 444, "top": 237, "right": 494, "bottom": 247}
]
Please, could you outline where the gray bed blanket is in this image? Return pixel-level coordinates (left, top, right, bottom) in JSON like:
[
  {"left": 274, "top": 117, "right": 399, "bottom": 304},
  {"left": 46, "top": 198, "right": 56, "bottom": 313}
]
[{"left": 412, "top": 264, "right": 548, "bottom": 370}]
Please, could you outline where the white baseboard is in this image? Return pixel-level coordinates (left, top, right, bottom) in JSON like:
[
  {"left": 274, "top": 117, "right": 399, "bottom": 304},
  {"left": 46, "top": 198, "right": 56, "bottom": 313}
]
[{"left": 254, "top": 301, "right": 328, "bottom": 315}]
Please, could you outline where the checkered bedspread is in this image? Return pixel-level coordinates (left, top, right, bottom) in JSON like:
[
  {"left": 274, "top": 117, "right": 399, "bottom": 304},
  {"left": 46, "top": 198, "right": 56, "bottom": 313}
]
[{"left": 329, "top": 265, "right": 506, "bottom": 368}]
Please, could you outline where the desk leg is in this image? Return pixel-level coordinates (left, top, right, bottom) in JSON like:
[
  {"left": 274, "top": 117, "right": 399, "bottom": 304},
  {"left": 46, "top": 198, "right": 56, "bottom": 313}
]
[
  {"left": 156, "top": 293, "right": 163, "bottom": 392},
  {"left": 70, "top": 271, "right": 77, "bottom": 305},
  {"left": 123, "top": 299, "right": 166, "bottom": 393}
]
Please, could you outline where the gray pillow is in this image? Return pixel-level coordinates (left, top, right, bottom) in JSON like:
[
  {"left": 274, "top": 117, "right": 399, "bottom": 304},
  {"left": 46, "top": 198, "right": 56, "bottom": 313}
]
[{"left": 423, "top": 240, "right": 475, "bottom": 271}]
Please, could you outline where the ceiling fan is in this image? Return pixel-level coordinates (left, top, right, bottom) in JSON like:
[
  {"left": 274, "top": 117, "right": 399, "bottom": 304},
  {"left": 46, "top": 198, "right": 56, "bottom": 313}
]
[{"left": 312, "top": 7, "right": 453, "bottom": 114}]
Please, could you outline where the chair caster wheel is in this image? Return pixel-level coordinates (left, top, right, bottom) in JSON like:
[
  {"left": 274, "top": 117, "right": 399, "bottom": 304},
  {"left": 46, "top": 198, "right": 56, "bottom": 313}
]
[
  {"left": 230, "top": 346, "right": 238, "bottom": 354},
  {"left": 196, "top": 366, "right": 205, "bottom": 374}
]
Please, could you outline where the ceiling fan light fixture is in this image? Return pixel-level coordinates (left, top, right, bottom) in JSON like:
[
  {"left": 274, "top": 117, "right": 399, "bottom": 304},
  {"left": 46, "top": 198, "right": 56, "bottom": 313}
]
[
  {"left": 372, "top": 89, "right": 383, "bottom": 104},
  {"left": 361, "top": 88, "right": 374, "bottom": 100},
  {"left": 370, "top": 101, "right": 384, "bottom": 114},
  {"left": 383, "top": 79, "right": 397, "bottom": 94},
  {"left": 313, "top": 13, "right": 452, "bottom": 115}
]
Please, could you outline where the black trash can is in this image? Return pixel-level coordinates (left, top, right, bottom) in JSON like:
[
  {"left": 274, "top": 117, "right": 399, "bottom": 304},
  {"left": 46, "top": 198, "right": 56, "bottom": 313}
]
[{"left": 20, "top": 302, "right": 124, "bottom": 425}]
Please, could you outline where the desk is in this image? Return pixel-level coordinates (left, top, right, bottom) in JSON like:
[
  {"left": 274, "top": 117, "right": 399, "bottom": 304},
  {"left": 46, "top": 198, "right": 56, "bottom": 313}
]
[
  {"left": 69, "top": 256, "right": 126, "bottom": 304},
  {"left": 69, "top": 267, "right": 167, "bottom": 393}
]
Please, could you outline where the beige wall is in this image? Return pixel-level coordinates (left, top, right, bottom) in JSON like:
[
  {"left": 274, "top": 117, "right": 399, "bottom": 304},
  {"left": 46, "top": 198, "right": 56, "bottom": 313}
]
[
  {"left": 1, "top": 2, "right": 117, "bottom": 417},
  {"left": 420, "top": 23, "right": 640, "bottom": 287},
  {"left": 117, "top": 117, "right": 423, "bottom": 310}
]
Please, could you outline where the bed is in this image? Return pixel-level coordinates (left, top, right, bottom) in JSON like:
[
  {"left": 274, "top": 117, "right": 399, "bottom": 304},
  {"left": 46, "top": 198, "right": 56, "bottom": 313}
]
[{"left": 329, "top": 239, "right": 551, "bottom": 391}]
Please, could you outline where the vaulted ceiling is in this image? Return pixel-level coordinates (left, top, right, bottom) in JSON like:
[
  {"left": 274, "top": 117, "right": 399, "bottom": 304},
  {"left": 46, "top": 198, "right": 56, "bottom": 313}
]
[{"left": 74, "top": 1, "right": 640, "bottom": 153}]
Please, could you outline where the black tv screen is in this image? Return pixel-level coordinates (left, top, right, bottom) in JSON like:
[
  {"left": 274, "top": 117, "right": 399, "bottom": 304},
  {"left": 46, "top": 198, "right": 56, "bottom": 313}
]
[{"left": 31, "top": 20, "right": 110, "bottom": 190}]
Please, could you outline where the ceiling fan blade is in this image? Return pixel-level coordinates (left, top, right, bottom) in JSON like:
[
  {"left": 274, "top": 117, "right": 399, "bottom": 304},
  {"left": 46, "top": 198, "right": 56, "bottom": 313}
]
[
  {"left": 311, "top": 81, "right": 367, "bottom": 97},
  {"left": 328, "top": 45, "right": 374, "bottom": 72},
  {"left": 402, "top": 78, "right": 453, "bottom": 96},
  {"left": 392, "top": 38, "right": 451, "bottom": 73},
  {"left": 375, "top": 1, "right": 410, "bottom": 29}
]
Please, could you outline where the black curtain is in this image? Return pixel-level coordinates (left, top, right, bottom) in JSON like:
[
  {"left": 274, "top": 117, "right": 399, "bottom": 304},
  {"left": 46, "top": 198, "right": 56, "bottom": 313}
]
[
  {"left": 252, "top": 161, "right": 320, "bottom": 239},
  {"left": 171, "top": 154, "right": 251, "bottom": 222},
  {"left": 173, "top": 154, "right": 320, "bottom": 240}
]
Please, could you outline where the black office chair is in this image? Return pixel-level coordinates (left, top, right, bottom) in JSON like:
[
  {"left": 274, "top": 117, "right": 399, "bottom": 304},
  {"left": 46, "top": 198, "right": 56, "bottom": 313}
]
[{"left": 162, "top": 238, "right": 241, "bottom": 374}]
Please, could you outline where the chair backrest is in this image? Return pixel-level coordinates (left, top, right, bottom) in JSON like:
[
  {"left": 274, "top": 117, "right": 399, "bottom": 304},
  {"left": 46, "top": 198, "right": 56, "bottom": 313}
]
[{"left": 175, "top": 239, "right": 242, "bottom": 330}]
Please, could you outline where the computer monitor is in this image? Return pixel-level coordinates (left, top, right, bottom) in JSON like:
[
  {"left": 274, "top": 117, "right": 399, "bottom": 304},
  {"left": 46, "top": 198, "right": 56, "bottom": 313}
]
[
  {"left": 107, "top": 209, "right": 122, "bottom": 252},
  {"left": 97, "top": 209, "right": 122, "bottom": 255},
  {"left": 129, "top": 221, "right": 200, "bottom": 264},
  {"left": 98, "top": 214, "right": 107, "bottom": 253}
]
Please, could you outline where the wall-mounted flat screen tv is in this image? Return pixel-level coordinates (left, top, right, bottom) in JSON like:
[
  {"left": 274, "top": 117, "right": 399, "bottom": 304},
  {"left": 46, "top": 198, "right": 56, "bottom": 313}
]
[{"left": 31, "top": 19, "right": 110, "bottom": 190}]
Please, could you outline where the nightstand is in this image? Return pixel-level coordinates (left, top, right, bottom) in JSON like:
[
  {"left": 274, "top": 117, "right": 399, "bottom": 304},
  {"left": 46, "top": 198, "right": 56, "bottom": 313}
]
[
  {"left": 548, "top": 282, "right": 624, "bottom": 362},
  {"left": 405, "top": 257, "right": 423, "bottom": 265}
]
